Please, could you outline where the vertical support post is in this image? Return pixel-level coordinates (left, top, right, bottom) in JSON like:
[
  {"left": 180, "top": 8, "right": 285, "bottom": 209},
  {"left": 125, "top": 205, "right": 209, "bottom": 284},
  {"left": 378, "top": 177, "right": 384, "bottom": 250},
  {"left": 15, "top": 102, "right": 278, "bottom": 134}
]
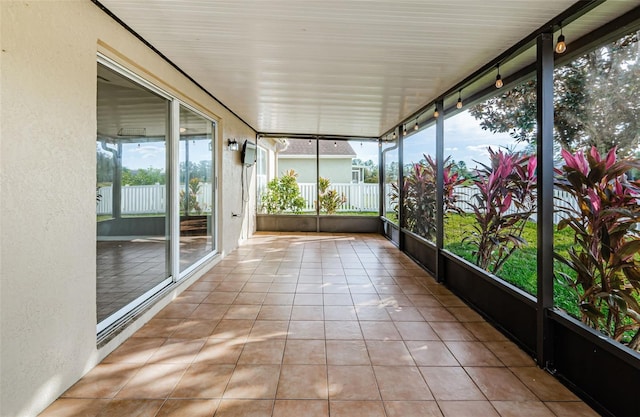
[
  {"left": 113, "top": 143, "right": 123, "bottom": 219},
  {"left": 316, "top": 138, "right": 320, "bottom": 232},
  {"left": 536, "top": 32, "right": 555, "bottom": 368},
  {"left": 170, "top": 100, "right": 180, "bottom": 281},
  {"left": 398, "top": 130, "right": 405, "bottom": 251},
  {"left": 378, "top": 138, "right": 384, "bottom": 219},
  {"left": 435, "top": 99, "right": 445, "bottom": 283}
]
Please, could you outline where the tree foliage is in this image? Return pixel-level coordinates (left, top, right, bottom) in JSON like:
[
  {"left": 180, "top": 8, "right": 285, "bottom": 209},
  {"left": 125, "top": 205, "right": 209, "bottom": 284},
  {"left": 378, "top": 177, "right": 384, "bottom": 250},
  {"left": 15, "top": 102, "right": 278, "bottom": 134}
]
[
  {"left": 260, "top": 169, "right": 306, "bottom": 214},
  {"left": 469, "top": 31, "right": 640, "bottom": 157}
]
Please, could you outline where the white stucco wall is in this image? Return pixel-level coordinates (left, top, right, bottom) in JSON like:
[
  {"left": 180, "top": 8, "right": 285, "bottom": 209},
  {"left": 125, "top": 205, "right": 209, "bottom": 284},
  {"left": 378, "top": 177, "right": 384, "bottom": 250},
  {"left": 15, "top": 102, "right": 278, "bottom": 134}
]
[{"left": 0, "top": 2, "right": 255, "bottom": 416}]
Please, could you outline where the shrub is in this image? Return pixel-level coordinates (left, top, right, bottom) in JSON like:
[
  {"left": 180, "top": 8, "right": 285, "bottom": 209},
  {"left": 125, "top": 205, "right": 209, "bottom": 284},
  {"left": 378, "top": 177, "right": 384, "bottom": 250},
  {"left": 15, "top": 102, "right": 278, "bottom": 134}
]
[
  {"left": 261, "top": 169, "right": 306, "bottom": 214},
  {"left": 180, "top": 177, "right": 202, "bottom": 214},
  {"left": 554, "top": 147, "right": 640, "bottom": 349},
  {"left": 318, "top": 177, "right": 346, "bottom": 214},
  {"left": 390, "top": 155, "right": 465, "bottom": 241},
  {"left": 464, "top": 148, "right": 537, "bottom": 274}
]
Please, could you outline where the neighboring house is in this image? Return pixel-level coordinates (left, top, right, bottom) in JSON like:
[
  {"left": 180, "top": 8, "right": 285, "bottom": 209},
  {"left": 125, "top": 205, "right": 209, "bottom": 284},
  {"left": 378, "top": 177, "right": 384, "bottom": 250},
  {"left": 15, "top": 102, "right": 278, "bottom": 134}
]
[{"left": 277, "top": 139, "right": 356, "bottom": 183}]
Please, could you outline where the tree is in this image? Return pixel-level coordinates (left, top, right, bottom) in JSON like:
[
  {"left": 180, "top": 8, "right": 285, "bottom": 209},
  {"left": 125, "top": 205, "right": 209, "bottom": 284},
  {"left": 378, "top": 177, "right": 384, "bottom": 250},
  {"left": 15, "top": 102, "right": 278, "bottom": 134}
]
[
  {"left": 122, "top": 167, "right": 166, "bottom": 185},
  {"left": 469, "top": 31, "right": 640, "bottom": 157}
]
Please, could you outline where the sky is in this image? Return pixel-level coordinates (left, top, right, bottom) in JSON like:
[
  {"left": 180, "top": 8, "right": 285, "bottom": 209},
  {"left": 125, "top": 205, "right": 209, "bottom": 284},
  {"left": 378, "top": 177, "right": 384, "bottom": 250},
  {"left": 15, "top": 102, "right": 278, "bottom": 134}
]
[{"left": 118, "top": 109, "right": 520, "bottom": 172}]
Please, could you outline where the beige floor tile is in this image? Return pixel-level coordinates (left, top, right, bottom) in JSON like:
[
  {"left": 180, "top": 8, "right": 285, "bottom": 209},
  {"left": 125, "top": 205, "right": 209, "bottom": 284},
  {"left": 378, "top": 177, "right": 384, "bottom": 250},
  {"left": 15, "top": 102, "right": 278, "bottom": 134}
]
[
  {"left": 466, "top": 367, "right": 537, "bottom": 401},
  {"left": 62, "top": 363, "right": 140, "bottom": 398},
  {"left": 463, "top": 321, "right": 508, "bottom": 342},
  {"left": 445, "top": 341, "right": 503, "bottom": 367},
  {"left": 234, "top": 292, "right": 267, "bottom": 305},
  {"left": 324, "top": 321, "right": 363, "bottom": 339},
  {"left": 170, "top": 319, "right": 218, "bottom": 339},
  {"left": 276, "top": 365, "right": 328, "bottom": 399},
  {"left": 211, "top": 319, "right": 254, "bottom": 340},
  {"left": 243, "top": 283, "right": 272, "bottom": 293},
  {"left": 155, "top": 399, "right": 219, "bottom": 417},
  {"left": 147, "top": 338, "right": 206, "bottom": 364},
  {"left": 272, "top": 400, "right": 329, "bottom": 417},
  {"left": 329, "top": 400, "right": 386, "bottom": 417},
  {"left": 405, "top": 341, "right": 459, "bottom": 366},
  {"left": 238, "top": 339, "right": 286, "bottom": 365},
  {"left": 438, "top": 400, "right": 500, "bottom": 417},
  {"left": 288, "top": 321, "right": 325, "bottom": 339},
  {"left": 115, "top": 363, "right": 188, "bottom": 398},
  {"left": 291, "top": 305, "right": 324, "bottom": 321},
  {"left": 406, "top": 294, "right": 442, "bottom": 307},
  {"left": 420, "top": 367, "right": 485, "bottom": 401},
  {"left": 193, "top": 338, "right": 243, "bottom": 364},
  {"left": 170, "top": 364, "right": 234, "bottom": 398},
  {"left": 95, "top": 399, "right": 164, "bottom": 417},
  {"left": 447, "top": 307, "right": 484, "bottom": 322},
  {"left": 395, "top": 321, "right": 440, "bottom": 341},
  {"left": 156, "top": 303, "right": 200, "bottom": 319},
  {"left": 257, "top": 305, "right": 292, "bottom": 321},
  {"left": 418, "top": 307, "right": 457, "bottom": 322},
  {"left": 102, "top": 337, "right": 166, "bottom": 364},
  {"left": 214, "top": 399, "right": 274, "bottom": 417},
  {"left": 544, "top": 401, "right": 601, "bottom": 417},
  {"left": 283, "top": 339, "right": 326, "bottom": 365},
  {"left": 268, "top": 283, "right": 297, "bottom": 293},
  {"left": 223, "top": 305, "right": 261, "bottom": 320},
  {"left": 384, "top": 400, "right": 443, "bottom": 417},
  {"left": 133, "top": 318, "right": 182, "bottom": 338},
  {"left": 328, "top": 366, "right": 380, "bottom": 400},
  {"left": 189, "top": 303, "right": 230, "bottom": 320},
  {"left": 491, "top": 400, "right": 555, "bottom": 417},
  {"left": 324, "top": 306, "right": 358, "bottom": 320},
  {"left": 223, "top": 364, "right": 281, "bottom": 399},
  {"left": 484, "top": 341, "right": 535, "bottom": 367},
  {"left": 248, "top": 320, "right": 290, "bottom": 340},
  {"left": 366, "top": 340, "right": 414, "bottom": 366},
  {"left": 326, "top": 340, "right": 370, "bottom": 365},
  {"left": 323, "top": 293, "right": 353, "bottom": 305},
  {"left": 360, "top": 321, "right": 401, "bottom": 340},
  {"left": 294, "top": 293, "right": 324, "bottom": 305},
  {"left": 188, "top": 281, "right": 221, "bottom": 292},
  {"left": 374, "top": 366, "right": 433, "bottom": 400},
  {"left": 510, "top": 367, "right": 579, "bottom": 401},
  {"left": 386, "top": 306, "right": 424, "bottom": 321},
  {"left": 37, "top": 399, "right": 109, "bottom": 417},
  {"left": 430, "top": 322, "right": 476, "bottom": 341},
  {"left": 263, "top": 293, "right": 295, "bottom": 305},
  {"left": 203, "top": 292, "right": 238, "bottom": 304},
  {"left": 355, "top": 306, "right": 392, "bottom": 321}
]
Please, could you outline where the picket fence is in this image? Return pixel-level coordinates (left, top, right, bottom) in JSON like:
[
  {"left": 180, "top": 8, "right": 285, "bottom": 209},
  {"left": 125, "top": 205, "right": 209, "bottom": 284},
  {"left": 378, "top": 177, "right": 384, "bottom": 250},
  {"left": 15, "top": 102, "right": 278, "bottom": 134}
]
[{"left": 99, "top": 183, "right": 576, "bottom": 222}]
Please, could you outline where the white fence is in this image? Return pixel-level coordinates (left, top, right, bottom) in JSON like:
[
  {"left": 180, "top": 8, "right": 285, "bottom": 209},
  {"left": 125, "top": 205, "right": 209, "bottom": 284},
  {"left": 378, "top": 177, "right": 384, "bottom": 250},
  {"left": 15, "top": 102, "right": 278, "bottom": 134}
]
[
  {"left": 297, "top": 183, "right": 380, "bottom": 212},
  {"left": 97, "top": 183, "right": 213, "bottom": 215},
  {"left": 99, "top": 182, "right": 576, "bottom": 221}
]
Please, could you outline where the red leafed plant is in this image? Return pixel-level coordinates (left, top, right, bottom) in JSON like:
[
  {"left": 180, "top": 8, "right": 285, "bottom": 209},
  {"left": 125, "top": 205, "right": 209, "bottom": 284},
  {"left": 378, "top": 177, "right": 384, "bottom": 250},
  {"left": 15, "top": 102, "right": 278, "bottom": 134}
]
[
  {"left": 554, "top": 147, "right": 640, "bottom": 349},
  {"left": 464, "top": 148, "right": 537, "bottom": 274},
  {"left": 390, "top": 155, "right": 465, "bottom": 241}
]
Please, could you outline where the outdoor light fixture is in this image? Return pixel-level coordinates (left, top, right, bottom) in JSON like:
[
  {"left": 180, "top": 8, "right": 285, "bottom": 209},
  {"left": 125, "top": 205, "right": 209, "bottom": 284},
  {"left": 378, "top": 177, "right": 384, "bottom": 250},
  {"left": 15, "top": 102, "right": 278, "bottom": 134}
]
[
  {"left": 227, "top": 138, "right": 239, "bottom": 151},
  {"left": 403, "top": 124, "right": 407, "bottom": 136},
  {"left": 392, "top": 131, "right": 397, "bottom": 140},
  {"left": 334, "top": 141, "right": 338, "bottom": 147},
  {"left": 434, "top": 105, "right": 439, "bottom": 118},
  {"left": 457, "top": 90, "right": 463, "bottom": 109},
  {"left": 556, "top": 22, "right": 567, "bottom": 54},
  {"left": 308, "top": 139, "right": 312, "bottom": 145},
  {"left": 414, "top": 118, "right": 419, "bottom": 131},
  {"left": 495, "top": 64, "right": 503, "bottom": 88}
]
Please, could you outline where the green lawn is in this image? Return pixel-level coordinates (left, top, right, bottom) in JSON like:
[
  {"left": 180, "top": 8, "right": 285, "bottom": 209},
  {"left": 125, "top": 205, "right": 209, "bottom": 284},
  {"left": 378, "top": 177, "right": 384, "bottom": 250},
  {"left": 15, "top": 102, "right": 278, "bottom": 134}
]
[{"left": 443, "top": 213, "right": 580, "bottom": 316}]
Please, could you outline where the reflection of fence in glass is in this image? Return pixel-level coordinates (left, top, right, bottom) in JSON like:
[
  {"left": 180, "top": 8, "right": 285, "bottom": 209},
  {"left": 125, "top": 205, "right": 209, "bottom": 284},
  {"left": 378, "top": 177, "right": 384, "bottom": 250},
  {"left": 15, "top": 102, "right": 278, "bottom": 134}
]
[{"left": 97, "top": 184, "right": 213, "bottom": 215}]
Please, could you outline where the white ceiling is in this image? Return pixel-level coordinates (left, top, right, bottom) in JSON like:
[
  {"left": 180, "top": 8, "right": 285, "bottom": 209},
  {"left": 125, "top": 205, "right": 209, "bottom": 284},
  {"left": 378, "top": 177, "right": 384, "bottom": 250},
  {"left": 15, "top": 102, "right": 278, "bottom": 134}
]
[{"left": 98, "top": 0, "right": 639, "bottom": 138}]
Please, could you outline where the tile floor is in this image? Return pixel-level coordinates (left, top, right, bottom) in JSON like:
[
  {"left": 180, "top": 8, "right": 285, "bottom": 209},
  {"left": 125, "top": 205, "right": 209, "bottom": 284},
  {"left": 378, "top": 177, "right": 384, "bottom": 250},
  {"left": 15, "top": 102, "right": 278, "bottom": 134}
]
[{"left": 41, "top": 233, "right": 599, "bottom": 417}]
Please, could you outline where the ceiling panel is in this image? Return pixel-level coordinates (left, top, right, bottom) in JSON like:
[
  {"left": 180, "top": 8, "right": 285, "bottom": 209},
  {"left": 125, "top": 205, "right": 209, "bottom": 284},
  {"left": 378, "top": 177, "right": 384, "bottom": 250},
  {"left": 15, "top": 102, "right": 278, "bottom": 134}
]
[{"left": 98, "top": 0, "right": 639, "bottom": 137}]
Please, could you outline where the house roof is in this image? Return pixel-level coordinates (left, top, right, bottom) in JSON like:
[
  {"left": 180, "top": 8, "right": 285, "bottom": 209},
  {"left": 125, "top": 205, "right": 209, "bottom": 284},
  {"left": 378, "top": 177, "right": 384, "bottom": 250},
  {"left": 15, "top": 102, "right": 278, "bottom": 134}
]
[{"left": 279, "top": 139, "right": 356, "bottom": 157}]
